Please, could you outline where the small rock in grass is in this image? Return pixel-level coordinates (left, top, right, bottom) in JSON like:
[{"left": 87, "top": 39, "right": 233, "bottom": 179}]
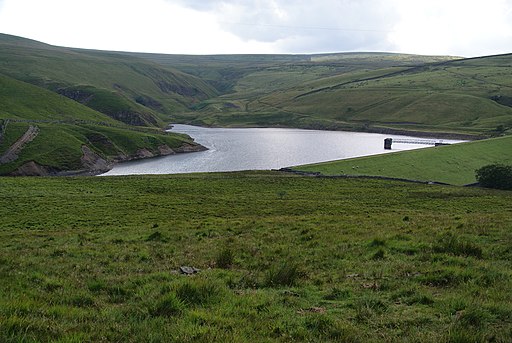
[{"left": 179, "top": 266, "right": 200, "bottom": 275}]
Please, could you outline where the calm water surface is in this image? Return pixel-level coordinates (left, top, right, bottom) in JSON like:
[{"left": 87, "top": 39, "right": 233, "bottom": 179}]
[{"left": 103, "top": 125, "right": 459, "bottom": 175}]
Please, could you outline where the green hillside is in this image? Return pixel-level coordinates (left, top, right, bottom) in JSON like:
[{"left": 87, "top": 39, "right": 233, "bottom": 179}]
[
  {"left": 0, "top": 72, "right": 203, "bottom": 175},
  {"left": 129, "top": 51, "right": 458, "bottom": 94},
  {"left": 153, "top": 52, "right": 511, "bottom": 136},
  {"left": 294, "top": 135, "right": 512, "bottom": 185},
  {"left": 1, "top": 33, "right": 511, "bottom": 175},
  {"left": 0, "top": 33, "right": 218, "bottom": 126},
  {"left": 4, "top": 33, "right": 510, "bottom": 137},
  {"left": 0, "top": 74, "right": 119, "bottom": 123},
  {"left": 278, "top": 54, "right": 512, "bottom": 132}
]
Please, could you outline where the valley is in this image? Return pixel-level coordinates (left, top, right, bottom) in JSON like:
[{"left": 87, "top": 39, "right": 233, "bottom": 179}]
[{"left": 1, "top": 33, "right": 511, "bottom": 175}]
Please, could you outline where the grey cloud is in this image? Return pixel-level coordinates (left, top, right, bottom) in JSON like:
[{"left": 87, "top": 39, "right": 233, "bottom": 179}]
[{"left": 173, "top": 0, "right": 399, "bottom": 53}]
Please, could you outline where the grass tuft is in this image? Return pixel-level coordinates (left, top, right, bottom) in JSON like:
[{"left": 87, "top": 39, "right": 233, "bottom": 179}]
[
  {"left": 369, "top": 238, "right": 386, "bottom": 247},
  {"left": 146, "top": 231, "right": 167, "bottom": 242},
  {"left": 152, "top": 293, "right": 185, "bottom": 317},
  {"left": 455, "top": 307, "right": 493, "bottom": 329},
  {"left": 264, "top": 261, "right": 301, "bottom": 287},
  {"left": 175, "top": 279, "right": 223, "bottom": 306},
  {"left": 371, "top": 248, "right": 386, "bottom": 260},
  {"left": 433, "top": 233, "right": 483, "bottom": 258},
  {"left": 215, "top": 247, "right": 234, "bottom": 269},
  {"left": 323, "top": 287, "right": 352, "bottom": 301}
]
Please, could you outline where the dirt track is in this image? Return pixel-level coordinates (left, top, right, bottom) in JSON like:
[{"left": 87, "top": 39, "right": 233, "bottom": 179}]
[{"left": 0, "top": 125, "right": 39, "bottom": 164}]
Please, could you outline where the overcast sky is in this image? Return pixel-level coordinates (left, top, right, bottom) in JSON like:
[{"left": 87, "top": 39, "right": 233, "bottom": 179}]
[{"left": 0, "top": 0, "right": 511, "bottom": 57}]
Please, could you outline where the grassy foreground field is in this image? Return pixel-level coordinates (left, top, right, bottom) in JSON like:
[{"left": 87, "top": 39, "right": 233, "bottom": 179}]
[
  {"left": 294, "top": 135, "right": 512, "bottom": 186},
  {"left": 1, "top": 173, "right": 511, "bottom": 342}
]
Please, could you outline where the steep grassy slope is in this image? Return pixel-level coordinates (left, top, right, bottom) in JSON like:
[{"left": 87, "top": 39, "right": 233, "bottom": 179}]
[
  {"left": 294, "top": 135, "right": 512, "bottom": 185},
  {"left": 0, "top": 173, "right": 511, "bottom": 342},
  {"left": 0, "top": 120, "right": 201, "bottom": 176},
  {"left": 0, "top": 33, "right": 217, "bottom": 126},
  {"left": 0, "top": 74, "right": 119, "bottom": 123},
  {"left": 0, "top": 73, "right": 203, "bottom": 175}
]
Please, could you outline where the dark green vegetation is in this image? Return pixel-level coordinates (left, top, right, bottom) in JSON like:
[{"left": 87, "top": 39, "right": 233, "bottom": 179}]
[
  {"left": 295, "top": 135, "right": 512, "bottom": 185},
  {"left": 0, "top": 173, "right": 511, "bottom": 342},
  {"left": 2, "top": 33, "right": 511, "bottom": 174},
  {"left": 476, "top": 164, "right": 512, "bottom": 190}
]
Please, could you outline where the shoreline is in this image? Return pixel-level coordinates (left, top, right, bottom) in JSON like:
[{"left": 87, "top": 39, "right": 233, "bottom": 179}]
[
  {"left": 6, "top": 142, "right": 208, "bottom": 177},
  {"left": 171, "top": 122, "right": 485, "bottom": 141},
  {"left": 4, "top": 123, "right": 493, "bottom": 177}
]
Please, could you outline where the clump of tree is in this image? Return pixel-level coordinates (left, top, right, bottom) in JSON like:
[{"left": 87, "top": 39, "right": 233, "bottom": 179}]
[{"left": 475, "top": 164, "right": 512, "bottom": 190}]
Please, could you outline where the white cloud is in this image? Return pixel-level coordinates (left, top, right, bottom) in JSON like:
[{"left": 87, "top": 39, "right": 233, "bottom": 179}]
[
  {"left": 388, "top": 0, "right": 512, "bottom": 56},
  {"left": 176, "top": 0, "right": 398, "bottom": 53},
  {"left": 0, "top": 0, "right": 278, "bottom": 54},
  {"left": 0, "top": 0, "right": 511, "bottom": 56}
]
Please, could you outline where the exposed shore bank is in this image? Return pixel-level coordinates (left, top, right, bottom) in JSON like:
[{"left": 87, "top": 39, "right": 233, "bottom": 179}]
[{"left": 7, "top": 142, "right": 207, "bottom": 177}]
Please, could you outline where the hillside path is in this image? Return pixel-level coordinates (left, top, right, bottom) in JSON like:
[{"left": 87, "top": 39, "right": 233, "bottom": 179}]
[{"left": 0, "top": 125, "right": 39, "bottom": 164}]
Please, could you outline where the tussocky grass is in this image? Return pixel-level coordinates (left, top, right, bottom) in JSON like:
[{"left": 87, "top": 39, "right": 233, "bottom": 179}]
[{"left": 0, "top": 171, "right": 511, "bottom": 342}]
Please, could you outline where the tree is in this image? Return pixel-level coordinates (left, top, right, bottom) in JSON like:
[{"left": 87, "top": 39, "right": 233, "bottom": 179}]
[{"left": 475, "top": 164, "right": 512, "bottom": 190}]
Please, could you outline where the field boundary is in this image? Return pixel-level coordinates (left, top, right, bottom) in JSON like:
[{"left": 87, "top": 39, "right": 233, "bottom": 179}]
[{"left": 280, "top": 167, "right": 454, "bottom": 186}]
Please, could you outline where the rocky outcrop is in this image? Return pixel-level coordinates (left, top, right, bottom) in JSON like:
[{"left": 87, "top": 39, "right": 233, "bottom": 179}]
[
  {"left": 134, "top": 95, "right": 164, "bottom": 111},
  {"left": 174, "top": 143, "right": 208, "bottom": 153},
  {"left": 57, "top": 88, "right": 94, "bottom": 105},
  {"left": 10, "top": 161, "right": 54, "bottom": 176},
  {"left": 80, "top": 145, "right": 112, "bottom": 175},
  {"left": 490, "top": 95, "right": 512, "bottom": 108},
  {"left": 112, "top": 143, "right": 206, "bottom": 163},
  {"left": 134, "top": 148, "right": 154, "bottom": 159},
  {"left": 9, "top": 146, "right": 111, "bottom": 176},
  {"left": 158, "top": 145, "right": 175, "bottom": 155},
  {"left": 106, "top": 111, "right": 154, "bottom": 127},
  {"left": 7, "top": 140, "right": 207, "bottom": 176},
  {"left": 156, "top": 81, "right": 203, "bottom": 97}
]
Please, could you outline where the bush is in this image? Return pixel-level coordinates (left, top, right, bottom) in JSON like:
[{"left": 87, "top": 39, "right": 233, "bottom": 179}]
[{"left": 475, "top": 164, "right": 512, "bottom": 190}]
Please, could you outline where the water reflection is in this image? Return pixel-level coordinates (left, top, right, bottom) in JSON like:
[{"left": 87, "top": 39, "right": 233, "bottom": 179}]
[{"left": 102, "top": 125, "right": 461, "bottom": 175}]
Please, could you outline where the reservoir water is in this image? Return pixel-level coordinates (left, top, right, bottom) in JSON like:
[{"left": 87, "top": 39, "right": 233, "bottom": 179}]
[{"left": 102, "top": 124, "right": 460, "bottom": 175}]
